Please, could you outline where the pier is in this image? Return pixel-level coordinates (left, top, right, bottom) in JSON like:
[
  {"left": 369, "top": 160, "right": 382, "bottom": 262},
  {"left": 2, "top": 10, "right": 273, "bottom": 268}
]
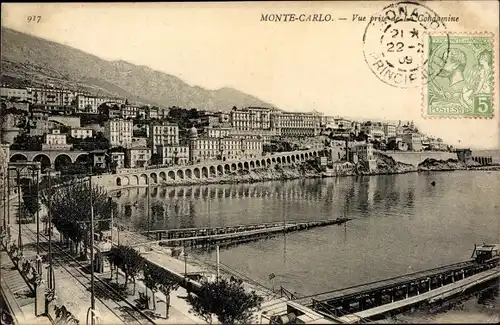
[
  {"left": 290, "top": 257, "right": 499, "bottom": 323},
  {"left": 131, "top": 219, "right": 350, "bottom": 248}
]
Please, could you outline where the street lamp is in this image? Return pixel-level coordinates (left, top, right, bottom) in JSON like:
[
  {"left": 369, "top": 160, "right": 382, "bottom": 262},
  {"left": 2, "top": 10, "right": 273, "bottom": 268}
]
[
  {"left": 88, "top": 166, "right": 96, "bottom": 325},
  {"left": 2, "top": 171, "right": 6, "bottom": 235}
]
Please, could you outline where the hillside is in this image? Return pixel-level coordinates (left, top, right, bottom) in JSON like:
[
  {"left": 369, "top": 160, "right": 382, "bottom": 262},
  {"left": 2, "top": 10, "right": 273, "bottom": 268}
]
[{"left": 0, "top": 27, "right": 275, "bottom": 111}]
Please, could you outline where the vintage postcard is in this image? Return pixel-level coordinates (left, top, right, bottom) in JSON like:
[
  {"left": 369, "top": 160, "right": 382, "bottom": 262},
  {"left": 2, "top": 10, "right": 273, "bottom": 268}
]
[{"left": 1, "top": 1, "right": 499, "bottom": 325}]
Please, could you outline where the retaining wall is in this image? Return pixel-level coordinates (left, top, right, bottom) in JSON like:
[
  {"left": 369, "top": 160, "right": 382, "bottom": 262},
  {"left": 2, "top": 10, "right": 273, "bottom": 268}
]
[{"left": 383, "top": 151, "right": 458, "bottom": 167}]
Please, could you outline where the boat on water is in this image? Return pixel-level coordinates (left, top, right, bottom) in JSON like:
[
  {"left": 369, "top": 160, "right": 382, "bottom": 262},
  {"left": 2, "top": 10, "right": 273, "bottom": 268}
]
[{"left": 471, "top": 243, "right": 500, "bottom": 264}]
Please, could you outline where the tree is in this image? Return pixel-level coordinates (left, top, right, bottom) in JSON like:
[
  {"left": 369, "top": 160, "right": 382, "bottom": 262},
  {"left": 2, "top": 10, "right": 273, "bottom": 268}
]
[
  {"left": 22, "top": 180, "right": 40, "bottom": 223},
  {"left": 40, "top": 178, "right": 117, "bottom": 259},
  {"left": 11, "top": 133, "right": 42, "bottom": 151},
  {"left": 355, "top": 131, "right": 369, "bottom": 142},
  {"left": 108, "top": 245, "right": 144, "bottom": 294},
  {"left": 188, "top": 277, "right": 263, "bottom": 325},
  {"left": 142, "top": 261, "right": 179, "bottom": 315}
]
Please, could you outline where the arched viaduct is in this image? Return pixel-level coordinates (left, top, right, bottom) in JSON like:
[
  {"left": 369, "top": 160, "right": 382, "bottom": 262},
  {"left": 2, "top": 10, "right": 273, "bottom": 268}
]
[
  {"left": 96, "top": 149, "right": 329, "bottom": 189},
  {"left": 9, "top": 150, "right": 91, "bottom": 171}
]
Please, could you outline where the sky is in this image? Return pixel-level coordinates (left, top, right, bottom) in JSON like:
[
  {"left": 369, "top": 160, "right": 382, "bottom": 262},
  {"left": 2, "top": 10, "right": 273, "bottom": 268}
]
[{"left": 1, "top": 1, "right": 499, "bottom": 149}]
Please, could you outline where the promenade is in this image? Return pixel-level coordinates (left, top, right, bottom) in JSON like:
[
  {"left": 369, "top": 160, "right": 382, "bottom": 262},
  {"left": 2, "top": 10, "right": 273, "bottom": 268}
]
[{"left": 2, "top": 208, "right": 208, "bottom": 324}]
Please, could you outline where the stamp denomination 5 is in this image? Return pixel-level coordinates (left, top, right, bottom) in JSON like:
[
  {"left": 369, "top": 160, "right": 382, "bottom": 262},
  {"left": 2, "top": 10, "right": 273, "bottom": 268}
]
[{"left": 423, "top": 33, "right": 495, "bottom": 119}]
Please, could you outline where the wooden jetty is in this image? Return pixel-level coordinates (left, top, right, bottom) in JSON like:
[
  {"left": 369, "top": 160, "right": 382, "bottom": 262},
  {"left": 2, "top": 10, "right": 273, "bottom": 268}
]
[
  {"left": 292, "top": 251, "right": 500, "bottom": 322},
  {"left": 337, "top": 267, "right": 500, "bottom": 323},
  {"left": 131, "top": 218, "right": 350, "bottom": 248}
]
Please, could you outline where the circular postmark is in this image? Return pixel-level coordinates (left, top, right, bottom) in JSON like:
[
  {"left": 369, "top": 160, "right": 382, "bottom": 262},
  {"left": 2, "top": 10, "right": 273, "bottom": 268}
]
[{"left": 363, "top": 1, "right": 450, "bottom": 88}]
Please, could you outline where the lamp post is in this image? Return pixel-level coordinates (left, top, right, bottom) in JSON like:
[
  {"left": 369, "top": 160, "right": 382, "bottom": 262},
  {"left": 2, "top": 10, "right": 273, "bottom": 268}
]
[
  {"left": 46, "top": 167, "right": 55, "bottom": 293},
  {"left": 88, "top": 167, "right": 96, "bottom": 325},
  {"left": 184, "top": 251, "right": 188, "bottom": 277},
  {"left": 31, "top": 167, "right": 41, "bottom": 256},
  {"left": 2, "top": 171, "right": 6, "bottom": 234},
  {"left": 108, "top": 197, "right": 113, "bottom": 244},
  {"left": 146, "top": 180, "right": 151, "bottom": 240}
]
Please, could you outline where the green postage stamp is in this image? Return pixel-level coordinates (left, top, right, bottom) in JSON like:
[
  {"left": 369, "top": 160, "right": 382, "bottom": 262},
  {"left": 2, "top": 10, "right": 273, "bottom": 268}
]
[{"left": 423, "top": 33, "right": 495, "bottom": 119}]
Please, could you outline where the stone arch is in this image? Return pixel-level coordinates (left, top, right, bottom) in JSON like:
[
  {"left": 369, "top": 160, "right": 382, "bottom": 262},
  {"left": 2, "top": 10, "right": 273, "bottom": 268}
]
[
  {"left": 10, "top": 153, "right": 28, "bottom": 162},
  {"left": 305, "top": 152, "right": 309, "bottom": 159},
  {"left": 131, "top": 175, "right": 139, "bottom": 185},
  {"left": 272, "top": 158, "right": 276, "bottom": 164},
  {"left": 256, "top": 160, "right": 261, "bottom": 168},
  {"left": 250, "top": 161, "right": 255, "bottom": 169},
  {"left": 139, "top": 174, "right": 148, "bottom": 185},
  {"left": 277, "top": 157, "right": 281, "bottom": 164},
  {"left": 177, "top": 169, "right": 184, "bottom": 179},
  {"left": 32, "top": 154, "right": 51, "bottom": 171},
  {"left": 122, "top": 176, "right": 130, "bottom": 186},
  {"left": 54, "top": 154, "right": 72, "bottom": 171},
  {"left": 202, "top": 167, "right": 209, "bottom": 178},
  {"left": 244, "top": 162, "right": 249, "bottom": 170},
  {"left": 261, "top": 159, "right": 266, "bottom": 167},
  {"left": 74, "top": 154, "right": 90, "bottom": 166},
  {"left": 301, "top": 153, "right": 305, "bottom": 160},
  {"left": 185, "top": 169, "right": 192, "bottom": 179},
  {"left": 224, "top": 164, "right": 230, "bottom": 173},
  {"left": 168, "top": 171, "right": 175, "bottom": 180},
  {"left": 291, "top": 155, "right": 296, "bottom": 162},
  {"left": 296, "top": 154, "right": 300, "bottom": 161},
  {"left": 116, "top": 177, "right": 122, "bottom": 186},
  {"left": 194, "top": 168, "right": 201, "bottom": 179},
  {"left": 286, "top": 156, "right": 291, "bottom": 164},
  {"left": 237, "top": 162, "right": 243, "bottom": 169},
  {"left": 209, "top": 166, "right": 216, "bottom": 177},
  {"left": 231, "top": 163, "right": 237, "bottom": 171},
  {"left": 313, "top": 151, "right": 317, "bottom": 156},
  {"left": 159, "top": 171, "right": 166, "bottom": 181},
  {"left": 74, "top": 153, "right": 89, "bottom": 164},
  {"left": 267, "top": 158, "right": 271, "bottom": 165},
  {"left": 150, "top": 173, "right": 158, "bottom": 184},
  {"left": 217, "top": 165, "right": 223, "bottom": 175}
]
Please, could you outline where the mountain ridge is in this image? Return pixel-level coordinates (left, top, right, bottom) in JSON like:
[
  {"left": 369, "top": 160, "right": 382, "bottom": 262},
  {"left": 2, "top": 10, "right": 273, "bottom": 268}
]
[{"left": 0, "top": 27, "right": 276, "bottom": 111}]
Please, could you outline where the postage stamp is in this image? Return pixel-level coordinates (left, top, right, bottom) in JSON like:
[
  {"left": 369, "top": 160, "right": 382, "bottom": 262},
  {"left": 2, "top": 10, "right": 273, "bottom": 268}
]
[
  {"left": 363, "top": 1, "right": 449, "bottom": 89},
  {"left": 423, "top": 33, "right": 495, "bottom": 119}
]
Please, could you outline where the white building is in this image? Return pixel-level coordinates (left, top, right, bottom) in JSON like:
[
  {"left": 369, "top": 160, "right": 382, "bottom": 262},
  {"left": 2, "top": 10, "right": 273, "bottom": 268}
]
[
  {"left": 157, "top": 145, "right": 190, "bottom": 165},
  {"left": 361, "top": 122, "right": 385, "bottom": 141},
  {"left": 1, "top": 87, "right": 28, "bottom": 101},
  {"left": 121, "top": 104, "right": 141, "bottom": 119},
  {"left": 76, "top": 94, "right": 126, "bottom": 113},
  {"left": 70, "top": 127, "right": 93, "bottom": 139},
  {"left": 230, "top": 107, "right": 273, "bottom": 131},
  {"left": 383, "top": 123, "right": 397, "bottom": 138},
  {"left": 351, "top": 142, "right": 375, "bottom": 161},
  {"left": 43, "top": 129, "right": 72, "bottom": 150},
  {"left": 188, "top": 127, "right": 263, "bottom": 163},
  {"left": 148, "top": 123, "right": 179, "bottom": 154},
  {"left": 272, "top": 111, "right": 322, "bottom": 137},
  {"left": 206, "top": 126, "right": 232, "bottom": 138},
  {"left": 402, "top": 132, "right": 423, "bottom": 151},
  {"left": 126, "top": 147, "right": 151, "bottom": 168},
  {"left": 104, "top": 119, "right": 133, "bottom": 148},
  {"left": 28, "top": 87, "right": 74, "bottom": 110}
]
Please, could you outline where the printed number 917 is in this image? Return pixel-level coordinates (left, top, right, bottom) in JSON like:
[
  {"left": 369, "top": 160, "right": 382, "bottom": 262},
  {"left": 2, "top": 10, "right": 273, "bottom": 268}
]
[{"left": 27, "top": 16, "right": 42, "bottom": 23}]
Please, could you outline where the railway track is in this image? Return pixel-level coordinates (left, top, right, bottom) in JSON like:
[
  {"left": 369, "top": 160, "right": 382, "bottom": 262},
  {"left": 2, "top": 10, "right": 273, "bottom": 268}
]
[{"left": 21, "top": 227, "right": 156, "bottom": 325}]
